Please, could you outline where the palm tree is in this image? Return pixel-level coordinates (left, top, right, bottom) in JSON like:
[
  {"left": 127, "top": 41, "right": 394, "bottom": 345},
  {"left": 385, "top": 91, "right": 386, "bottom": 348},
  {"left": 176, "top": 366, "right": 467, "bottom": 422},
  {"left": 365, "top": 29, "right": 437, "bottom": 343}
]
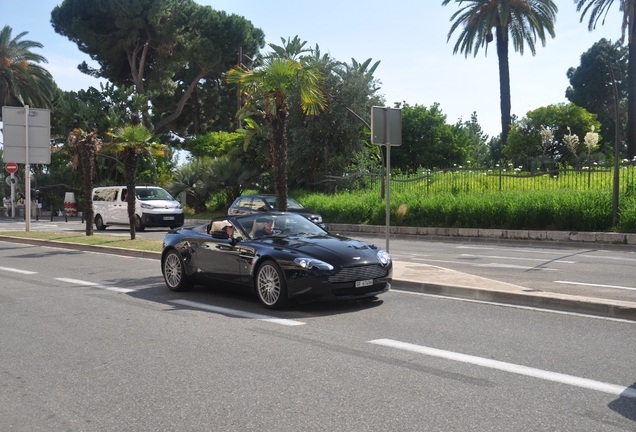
[
  {"left": 106, "top": 124, "right": 160, "bottom": 239},
  {"left": 442, "top": 0, "right": 557, "bottom": 146},
  {"left": 0, "top": 25, "right": 55, "bottom": 110},
  {"left": 226, "top": 42, "right": 326, "bottom": 211},
  {"left": 575, "top": 0, "right": 636, "bottom": 158},
  {"left": 68, "top": 129, "right": 103, "bottom": 236}
]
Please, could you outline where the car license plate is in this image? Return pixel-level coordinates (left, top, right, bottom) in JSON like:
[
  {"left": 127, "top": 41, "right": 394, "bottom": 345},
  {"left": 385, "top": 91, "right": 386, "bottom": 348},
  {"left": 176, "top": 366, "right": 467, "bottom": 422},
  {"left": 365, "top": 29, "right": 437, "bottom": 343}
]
[
  {"left": 355, "top": 279, "right": 373, "bottom": 287},
  {"left": 163, "top": 216, "right": 175, "bottom": 220}
]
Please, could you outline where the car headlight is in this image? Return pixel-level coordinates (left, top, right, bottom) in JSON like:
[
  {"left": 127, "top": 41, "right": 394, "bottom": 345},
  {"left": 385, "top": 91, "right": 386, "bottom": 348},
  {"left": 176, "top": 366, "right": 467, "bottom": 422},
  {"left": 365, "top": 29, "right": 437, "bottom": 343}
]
[
  {"left": 141, "top": 203, "right": 154, "bottom": 209},
  {"left": 313, "top": 216, "right": 323, "bottom": 223},
  {"left": 294, "top": 258, "right": 334, "bottom": 271},
  {"left": 376, "top": 249, "right": 391, "bottom": 265}
]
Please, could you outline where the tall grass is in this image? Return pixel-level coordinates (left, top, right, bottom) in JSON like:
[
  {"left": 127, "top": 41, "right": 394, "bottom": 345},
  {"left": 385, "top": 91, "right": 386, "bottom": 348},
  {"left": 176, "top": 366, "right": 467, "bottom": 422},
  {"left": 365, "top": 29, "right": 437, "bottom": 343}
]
[{"left": 295, "top": 189, "right": 633, "bottom": 232}]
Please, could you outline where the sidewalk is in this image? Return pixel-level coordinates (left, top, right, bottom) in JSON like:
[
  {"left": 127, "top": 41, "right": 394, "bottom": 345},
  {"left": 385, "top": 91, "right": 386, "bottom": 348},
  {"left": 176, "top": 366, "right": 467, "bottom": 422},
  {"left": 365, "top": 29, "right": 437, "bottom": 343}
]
[{"left": 391, "top": 261, "right": 636, "bottom": 321}]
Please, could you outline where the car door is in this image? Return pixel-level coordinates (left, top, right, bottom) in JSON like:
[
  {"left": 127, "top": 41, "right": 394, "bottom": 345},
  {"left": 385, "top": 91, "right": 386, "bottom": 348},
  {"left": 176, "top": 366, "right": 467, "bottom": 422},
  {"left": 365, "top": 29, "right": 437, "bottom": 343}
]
[{"left": 196, "top": 235, "right": 242, "bottom": 284}]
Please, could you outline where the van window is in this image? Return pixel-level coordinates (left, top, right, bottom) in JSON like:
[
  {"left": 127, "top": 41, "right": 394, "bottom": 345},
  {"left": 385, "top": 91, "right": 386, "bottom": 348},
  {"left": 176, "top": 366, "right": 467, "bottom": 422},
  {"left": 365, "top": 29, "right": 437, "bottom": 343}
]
[
  {"left": 136, "top": 188, "right": 175, "bottom": 201},
  {"left": 93, "top": 188, "right": 118, "bottom": 202}
]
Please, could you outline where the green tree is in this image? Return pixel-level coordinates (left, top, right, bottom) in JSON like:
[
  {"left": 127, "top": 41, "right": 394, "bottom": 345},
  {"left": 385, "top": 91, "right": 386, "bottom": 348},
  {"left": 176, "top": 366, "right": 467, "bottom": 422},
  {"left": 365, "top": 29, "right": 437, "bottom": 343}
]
[
  {"left": 226, "top": 41, "right": 327, "bottom": 211},
  {"left": 0, "top": 25, "right": 55, "bottom": 110},
  {"left": 105, "top": 124, "right": 159, "bottom": 239},
  {"left": 287, "top": 50, "right": 384, "bottom": 188},
  {"left": 392, "top": 102, "right": 471, "bottom": 171},
  {"left": 51, "top": 0, "right": 264, "bottom": 133},
  {"left": 575, "top": 0, "right": 636, "bottom": 158},
  {"left": 442, "top": 0, "right": 558, "bottom": 146},
  {"left": 504, "top": 103, "right": 602, "bottom": 166},
  {"left": 186, "top": 131, "right": 245, "bottom": 159},
  {"left": 566, "top": 38, "right": 627, "bottom": 154}
]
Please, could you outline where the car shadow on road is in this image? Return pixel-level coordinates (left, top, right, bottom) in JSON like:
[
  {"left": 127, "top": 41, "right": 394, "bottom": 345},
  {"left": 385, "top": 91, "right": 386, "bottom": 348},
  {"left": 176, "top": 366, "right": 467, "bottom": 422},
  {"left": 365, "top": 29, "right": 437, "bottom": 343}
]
[
  {"left": 608, "top": 383, "right": 636, "bottom": 423},
  {"left": 124, "top": 278, "right": 384, "bottom": 319}
]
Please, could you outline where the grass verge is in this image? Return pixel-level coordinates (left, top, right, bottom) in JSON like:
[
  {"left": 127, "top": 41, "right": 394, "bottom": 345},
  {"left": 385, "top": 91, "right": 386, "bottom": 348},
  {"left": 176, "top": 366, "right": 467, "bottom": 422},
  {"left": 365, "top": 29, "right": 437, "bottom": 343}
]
[{"left": 0, "top": 231, "right": 163, "bottom": 252}]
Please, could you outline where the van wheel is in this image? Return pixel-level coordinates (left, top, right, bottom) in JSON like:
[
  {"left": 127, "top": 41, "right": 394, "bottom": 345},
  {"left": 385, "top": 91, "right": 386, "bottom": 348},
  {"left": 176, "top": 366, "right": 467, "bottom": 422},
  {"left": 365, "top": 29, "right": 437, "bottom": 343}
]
[
  {"left": 135, "top": 215, "right": 145, "bottom": 232},
  {"left": 95, "top": 215, "right": 106, "bottom": 231}
]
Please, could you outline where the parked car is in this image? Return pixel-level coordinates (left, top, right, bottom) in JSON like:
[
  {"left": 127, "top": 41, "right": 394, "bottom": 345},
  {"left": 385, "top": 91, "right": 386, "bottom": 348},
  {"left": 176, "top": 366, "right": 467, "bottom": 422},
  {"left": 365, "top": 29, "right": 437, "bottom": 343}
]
[
  {"left": 161, "top": 213, "right": 391, "bottom": 309},
  {"left": 227, "top": 194, "right": 324, "bottom": 228},
  {"left": 92, "top": 186, "right": 184, "bottom": 231}
]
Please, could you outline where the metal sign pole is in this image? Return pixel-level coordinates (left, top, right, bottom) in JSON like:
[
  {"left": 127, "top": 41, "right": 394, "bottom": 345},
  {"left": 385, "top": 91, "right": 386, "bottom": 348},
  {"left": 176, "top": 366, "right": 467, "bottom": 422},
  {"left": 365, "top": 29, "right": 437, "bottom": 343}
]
[
  {"left": 10, "top": 173, "right": 15, "bottom": 218},
  {"left": 385, "top": 109, "right": 391, "bottom": 253},
  {"left": 25, "top": 105, "right": 30, "bottom": 232}
]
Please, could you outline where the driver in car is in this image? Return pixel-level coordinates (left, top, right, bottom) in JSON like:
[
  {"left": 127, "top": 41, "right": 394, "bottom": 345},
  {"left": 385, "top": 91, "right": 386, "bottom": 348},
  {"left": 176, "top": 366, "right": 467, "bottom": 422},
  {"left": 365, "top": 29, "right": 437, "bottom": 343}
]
[{"left": 254, "top": 218, "right": 275, "bottom": 238}]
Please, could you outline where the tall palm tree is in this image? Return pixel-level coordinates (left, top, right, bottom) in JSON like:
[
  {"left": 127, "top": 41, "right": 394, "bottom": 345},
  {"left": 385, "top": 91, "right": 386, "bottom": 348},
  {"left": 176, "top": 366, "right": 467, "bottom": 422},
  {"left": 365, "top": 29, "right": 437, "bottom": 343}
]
[
  {"left": 106, "top": 124, "right": 160, "bottom": 239},
  {"left": 575, "top": 0, "right": 636, "bottom": 158},
  {"left": 68, "top": 128, "right": 102, "bottom": 236},
  {"left": 226, "top": 47, "right": 326, "bottom": 211},
  {"left": 442, "top": 0, "right": 557, "bottom": 146},
  {"left": 0, "top": 25, "right": 55, "bottom": 110}
]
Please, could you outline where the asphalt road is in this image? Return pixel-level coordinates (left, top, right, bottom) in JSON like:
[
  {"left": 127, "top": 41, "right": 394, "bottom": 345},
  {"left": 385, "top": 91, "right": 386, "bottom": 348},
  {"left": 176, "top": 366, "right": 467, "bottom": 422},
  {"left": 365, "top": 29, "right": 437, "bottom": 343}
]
[{"left": 0, "top": 241, "right": 635, "bottom": 431}]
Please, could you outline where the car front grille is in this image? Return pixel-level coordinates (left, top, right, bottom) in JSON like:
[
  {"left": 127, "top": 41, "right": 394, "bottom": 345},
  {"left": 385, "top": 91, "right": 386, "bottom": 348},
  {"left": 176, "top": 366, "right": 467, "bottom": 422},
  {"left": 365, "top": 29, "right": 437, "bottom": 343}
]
[{"left": 328, "top": 264, "right": 389, "bottom": 283}]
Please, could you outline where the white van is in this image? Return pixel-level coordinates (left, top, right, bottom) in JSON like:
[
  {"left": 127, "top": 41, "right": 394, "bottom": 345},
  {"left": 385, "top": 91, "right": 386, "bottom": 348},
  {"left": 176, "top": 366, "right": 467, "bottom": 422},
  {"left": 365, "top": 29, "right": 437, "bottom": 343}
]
[{"left": 92, "top": 186, "right": 184, "bottom": 231}]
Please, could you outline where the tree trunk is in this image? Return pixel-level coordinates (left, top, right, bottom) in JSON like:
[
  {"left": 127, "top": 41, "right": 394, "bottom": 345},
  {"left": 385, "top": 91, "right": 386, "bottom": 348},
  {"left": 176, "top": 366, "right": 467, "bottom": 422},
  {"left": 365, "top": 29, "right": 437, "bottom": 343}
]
[
  {"left": 269, "top": 108, "right": 289, "bottom": 212},
  {"left": 79, "top": 135, "right": 96, "bottom": 236},
  {"left": 496, "top": 27, "right": 512, "bottom": 146},
  {"left": 123, "top": 149, "right": 138, "bottom": 240}
]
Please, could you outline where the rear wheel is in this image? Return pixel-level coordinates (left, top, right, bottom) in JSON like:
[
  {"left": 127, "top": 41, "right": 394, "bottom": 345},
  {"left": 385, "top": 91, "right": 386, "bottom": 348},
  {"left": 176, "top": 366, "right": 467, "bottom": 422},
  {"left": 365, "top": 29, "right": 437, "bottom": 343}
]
[
  {"left": 255, "top": 261, "right": 288, "bottom": 309},
  {"left": 95, "top": 215, "right": 106, "bottom": 231},
  {"left": 162, "top": 250, "right": 192, "bottom": 292},
  {"left": 135, "top": 215, "right": 145, "bottom": 232}
]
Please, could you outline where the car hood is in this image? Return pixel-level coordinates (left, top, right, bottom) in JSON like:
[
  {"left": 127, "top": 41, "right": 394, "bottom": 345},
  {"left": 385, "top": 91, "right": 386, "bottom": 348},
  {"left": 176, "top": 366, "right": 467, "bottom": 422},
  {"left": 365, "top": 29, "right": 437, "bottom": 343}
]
[{"left": 260, "top": 234, "right": 383, "bottom": 267}]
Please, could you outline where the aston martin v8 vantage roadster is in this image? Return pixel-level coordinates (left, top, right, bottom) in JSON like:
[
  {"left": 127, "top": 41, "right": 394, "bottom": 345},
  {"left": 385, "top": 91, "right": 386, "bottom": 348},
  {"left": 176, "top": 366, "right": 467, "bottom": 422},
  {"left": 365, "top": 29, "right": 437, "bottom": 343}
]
[{"left": 161, "top": 213, "right": 392, "bottom": 309}]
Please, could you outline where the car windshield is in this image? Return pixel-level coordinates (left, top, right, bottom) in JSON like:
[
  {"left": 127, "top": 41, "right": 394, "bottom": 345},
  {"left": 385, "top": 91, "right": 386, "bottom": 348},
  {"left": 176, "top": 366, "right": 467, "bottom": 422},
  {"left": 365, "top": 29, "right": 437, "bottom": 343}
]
[
  {"left": 262, "top": 196, "right": 305, "bottom": 210},
  {"left": 233, "top": 213, "right": 326, "bottom": 239},
  {"left": 136, "top": 188, "right": 175, "bottom": 201}
]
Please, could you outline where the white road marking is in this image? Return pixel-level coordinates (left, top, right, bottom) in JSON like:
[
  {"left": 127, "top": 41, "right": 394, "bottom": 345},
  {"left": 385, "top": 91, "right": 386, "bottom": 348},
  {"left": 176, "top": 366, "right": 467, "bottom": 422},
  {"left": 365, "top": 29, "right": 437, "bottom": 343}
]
[
  {"left": 0, "top": 266, "right": 37, "bottom": 274},
  {"left": 55, "top": 278, "right": 137, "bottom": 293},
  {"left": 390, "top": 289, "right": 636, "bottom": 324},
  {"left": 554, "top": 280, "right": 636, "bottom": 292},
  {"left": 169, "top": 299, "right": 305, "bottom": 326},
  {"left": 412, "top": 258, "right": 558, "bottom": 271},
  {"left": 369, "top": 339, "right": 636, "bottom": 399},
  {"left": 579, "top": 255, "right": 636, "bottom": 262},
  {"left": 460, "top": 253, "right": 575, "bottom": 263}
]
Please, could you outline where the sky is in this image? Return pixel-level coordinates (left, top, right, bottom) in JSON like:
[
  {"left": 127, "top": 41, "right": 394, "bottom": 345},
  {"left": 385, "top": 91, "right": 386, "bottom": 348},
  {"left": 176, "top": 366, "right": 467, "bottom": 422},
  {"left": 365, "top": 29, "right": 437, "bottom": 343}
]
[{"left": 0, "top": 0, "right": 628, "bottom": 142}]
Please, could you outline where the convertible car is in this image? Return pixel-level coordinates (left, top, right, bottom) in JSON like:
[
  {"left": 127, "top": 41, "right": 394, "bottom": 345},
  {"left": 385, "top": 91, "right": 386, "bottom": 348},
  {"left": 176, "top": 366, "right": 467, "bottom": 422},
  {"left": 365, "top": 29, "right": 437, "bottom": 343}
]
[{"left": 161, "top": 213, "right": 392, "bottom": 309}]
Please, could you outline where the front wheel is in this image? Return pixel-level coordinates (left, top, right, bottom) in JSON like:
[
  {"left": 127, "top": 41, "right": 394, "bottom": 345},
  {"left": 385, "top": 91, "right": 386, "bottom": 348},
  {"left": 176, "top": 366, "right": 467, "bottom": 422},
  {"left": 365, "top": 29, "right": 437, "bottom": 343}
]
[
  {"left": 255, "top": 261, "right": 288, "bottom": 309},
  {"left": 135, "top": 215, "right": 145, "bottom": 232},
  {"left": 162, "top": 250, "right": 193, "bottom": 292},
  {"left": 95, "top": 215, "right": 106, "bottom": 231}
]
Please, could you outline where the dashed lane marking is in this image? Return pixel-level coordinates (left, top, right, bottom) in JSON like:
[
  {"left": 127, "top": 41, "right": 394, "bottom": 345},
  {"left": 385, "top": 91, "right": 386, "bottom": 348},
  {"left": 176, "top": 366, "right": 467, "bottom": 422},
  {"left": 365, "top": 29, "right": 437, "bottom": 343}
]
[
  {"left": 170, "top": 299, "right": 306, "bottom": 326},
  {"left": 369, "top": 339, "right": 636, "bottom": 399},
  {"left": 55, "top": 278, "right": 137, "bottom": 293},
  {"left": 0, "top": 266, "right": 37, "bottom": 274}
]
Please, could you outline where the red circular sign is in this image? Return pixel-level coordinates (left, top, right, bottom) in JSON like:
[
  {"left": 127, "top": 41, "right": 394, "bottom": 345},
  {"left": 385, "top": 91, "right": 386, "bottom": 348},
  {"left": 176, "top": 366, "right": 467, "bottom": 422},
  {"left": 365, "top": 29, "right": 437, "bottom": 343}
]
[{"left": 5, "top": 162, "right": 18, "bottom": 174}]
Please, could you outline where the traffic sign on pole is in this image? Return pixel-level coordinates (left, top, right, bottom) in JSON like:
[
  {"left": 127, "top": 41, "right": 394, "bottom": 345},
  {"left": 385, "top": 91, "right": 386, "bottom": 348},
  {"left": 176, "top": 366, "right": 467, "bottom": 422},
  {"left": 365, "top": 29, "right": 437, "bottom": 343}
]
[{"left": 5, "top": 162, "right": 18, "bottom": 173}]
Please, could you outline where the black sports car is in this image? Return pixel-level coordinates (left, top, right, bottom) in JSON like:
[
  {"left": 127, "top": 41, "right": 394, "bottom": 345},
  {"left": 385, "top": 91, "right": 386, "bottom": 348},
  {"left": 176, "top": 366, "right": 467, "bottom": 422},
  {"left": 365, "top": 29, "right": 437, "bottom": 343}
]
[{"left": 161, "top": 213, "right": 392, "bottom": 309}]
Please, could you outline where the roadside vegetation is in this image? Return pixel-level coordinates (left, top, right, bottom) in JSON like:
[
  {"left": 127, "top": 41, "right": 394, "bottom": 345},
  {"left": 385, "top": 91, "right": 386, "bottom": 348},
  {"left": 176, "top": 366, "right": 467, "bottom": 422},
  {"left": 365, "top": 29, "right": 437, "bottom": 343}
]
[{"left": 3, "top": 1, "right": 636, "bottom": 237}]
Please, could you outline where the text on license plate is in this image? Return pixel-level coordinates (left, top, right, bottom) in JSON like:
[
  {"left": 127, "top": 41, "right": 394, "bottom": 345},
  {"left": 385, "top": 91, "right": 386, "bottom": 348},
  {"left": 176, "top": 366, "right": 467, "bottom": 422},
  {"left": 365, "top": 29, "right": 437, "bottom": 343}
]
[
  {"left": 355, "top": 279, "right": 373, "bottom": 287},
  {"left": 163, "top": 216, "right": 175, "bottom": 220}
]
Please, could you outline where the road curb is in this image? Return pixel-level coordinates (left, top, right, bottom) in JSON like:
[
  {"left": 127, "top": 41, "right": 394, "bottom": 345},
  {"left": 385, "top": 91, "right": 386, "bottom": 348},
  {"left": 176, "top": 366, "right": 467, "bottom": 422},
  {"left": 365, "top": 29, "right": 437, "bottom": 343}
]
[
  {"left": 394, "top": 280, "right": 636, "bottom": 321},
  {"left": 0, "top": 235, "right": 162, "bottom": 260}
]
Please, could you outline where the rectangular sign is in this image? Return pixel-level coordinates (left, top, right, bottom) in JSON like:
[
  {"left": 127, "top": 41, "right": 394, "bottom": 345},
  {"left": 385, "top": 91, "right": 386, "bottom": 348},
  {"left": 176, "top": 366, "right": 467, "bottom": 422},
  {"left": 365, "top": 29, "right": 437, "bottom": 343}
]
[
  {"left": 371, "top": 106, "right": 402, "bottom": 146},
  {"left": 2, "top": 106, "right": 51, "bottom": 164}
]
